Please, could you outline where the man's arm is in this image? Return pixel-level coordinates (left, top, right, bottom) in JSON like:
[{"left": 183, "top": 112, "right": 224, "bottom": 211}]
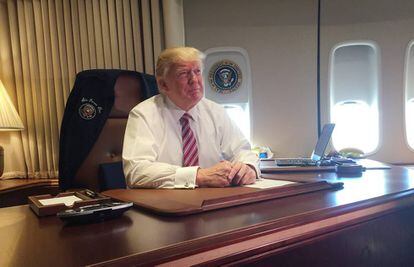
[{"left": 122, "top": 110, "right": 197, "bottom": 189}]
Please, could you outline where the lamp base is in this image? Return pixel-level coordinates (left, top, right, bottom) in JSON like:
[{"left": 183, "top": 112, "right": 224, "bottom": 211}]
[{"left": 0, "top": 145, "right": 4, "bottom": 177}]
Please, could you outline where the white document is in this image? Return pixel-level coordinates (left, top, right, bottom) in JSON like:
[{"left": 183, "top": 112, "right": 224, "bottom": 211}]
[
  {"left": 39, "top": 195, "right": 83, "bottom": 207},
  {"left": 244, "top": 178, "right": 296, "bottom": 189}
]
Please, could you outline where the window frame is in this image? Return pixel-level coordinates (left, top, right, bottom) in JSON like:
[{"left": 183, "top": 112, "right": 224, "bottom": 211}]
[
  {"left": 404, "top": 40, "right": 414, "bottom": 152},
  {"left": 328, "top": 40, "right": 382, "bottom": 156}
]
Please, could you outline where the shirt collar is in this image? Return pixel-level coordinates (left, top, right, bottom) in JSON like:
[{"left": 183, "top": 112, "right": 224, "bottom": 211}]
[{"left": 163, "top": 95, "right": 200, "bottom": 123}]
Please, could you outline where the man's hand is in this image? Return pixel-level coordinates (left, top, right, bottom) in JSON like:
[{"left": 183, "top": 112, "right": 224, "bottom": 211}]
[
  {"left": 196, "top": 161, "right": 233, "bottom": 187},
  {"left": 196, "top": 161, "right": 257, "bottom": 187},
  {"left": 229, "top": 162, "right": 257, "bottom": 186}
]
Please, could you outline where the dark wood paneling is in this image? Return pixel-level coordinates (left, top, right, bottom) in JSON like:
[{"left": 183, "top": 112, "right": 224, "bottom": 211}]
[{"left": 230, "top": 205, "right": 414, "bottom": 266}]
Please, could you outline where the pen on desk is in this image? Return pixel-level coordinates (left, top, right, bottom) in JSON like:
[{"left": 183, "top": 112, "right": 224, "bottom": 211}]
[{"left": 84, "top": 189, "right": 98, "bottom": 198}]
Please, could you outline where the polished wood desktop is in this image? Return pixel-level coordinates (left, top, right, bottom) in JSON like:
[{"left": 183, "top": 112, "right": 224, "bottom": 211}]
[
  {"left": 0, "top": 179, "right": 59, "bottom": 208},
  {"left": 1, "top": 163, "right": 414, "bottom": 266}
]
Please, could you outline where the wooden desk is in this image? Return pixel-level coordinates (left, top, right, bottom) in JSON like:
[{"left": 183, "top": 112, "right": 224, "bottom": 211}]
[
  {"left": 0, "top": 179, "right": 59, "bottom": 208},
  {"left": 1, "top": 165, "right": 414, "bottom": 266}
]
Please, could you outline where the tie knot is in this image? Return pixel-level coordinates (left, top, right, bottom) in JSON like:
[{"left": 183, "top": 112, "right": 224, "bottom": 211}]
[{"left": 180, "top": 113, "right": 192, "bottom": 124}]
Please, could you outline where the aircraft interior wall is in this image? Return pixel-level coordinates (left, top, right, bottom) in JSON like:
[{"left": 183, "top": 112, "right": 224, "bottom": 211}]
[
  {"left": 184, "top": 0, "right": 414, "bottom": 164},
  {"left": 320, "top": 0, "right": 414, "bottom": 163},
  {"left": 184, "top": 0, "right": 319, "bottom": 159}
]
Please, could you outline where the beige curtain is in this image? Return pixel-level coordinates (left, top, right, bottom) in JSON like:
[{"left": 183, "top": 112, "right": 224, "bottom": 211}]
[{"left": 0, "top": 0, "right": 184, "bottom": 179}]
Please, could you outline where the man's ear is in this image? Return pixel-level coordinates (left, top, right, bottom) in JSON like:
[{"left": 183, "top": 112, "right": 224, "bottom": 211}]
[{"left": 157, "top": 78, "right": 169, "bottom": 93}]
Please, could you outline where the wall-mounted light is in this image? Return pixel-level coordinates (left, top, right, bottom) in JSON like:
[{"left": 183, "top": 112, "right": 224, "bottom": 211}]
[{"left": 0, "top": 79, "right": 24, "bottom": 178}]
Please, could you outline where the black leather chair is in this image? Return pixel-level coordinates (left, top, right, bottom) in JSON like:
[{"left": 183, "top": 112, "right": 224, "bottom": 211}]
[{"left": 59, "top": 70, "right": 158, "bottom": 192}]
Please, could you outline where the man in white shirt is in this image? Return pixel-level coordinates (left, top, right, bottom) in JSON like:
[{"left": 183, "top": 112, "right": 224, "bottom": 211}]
[{"left": 122, "top": 47, "right": 259, "bottom": 189}]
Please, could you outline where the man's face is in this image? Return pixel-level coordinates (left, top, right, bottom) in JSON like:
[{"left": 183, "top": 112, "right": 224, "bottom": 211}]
[{"left": 159, "top": 61, "right": 204, "bottom": 111}]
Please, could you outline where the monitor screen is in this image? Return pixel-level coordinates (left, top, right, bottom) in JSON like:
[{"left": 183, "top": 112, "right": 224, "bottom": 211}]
[{"left": 311, "top": 123, "right": 335, "bottom": 161}]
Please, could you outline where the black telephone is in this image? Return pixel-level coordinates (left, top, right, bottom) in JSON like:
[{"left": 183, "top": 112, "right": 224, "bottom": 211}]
[{"left": 57, "top": 201, "right": 133, "bottom": 224}]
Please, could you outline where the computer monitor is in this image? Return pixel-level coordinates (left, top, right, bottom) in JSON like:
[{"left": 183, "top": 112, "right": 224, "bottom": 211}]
[{"left": 310, "top": 123, "right": 335, "bottom": 161}]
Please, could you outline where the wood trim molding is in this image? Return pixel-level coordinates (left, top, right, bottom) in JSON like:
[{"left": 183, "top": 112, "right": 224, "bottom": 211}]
[
  {"left": 0, "top": 179, "right": 59, "bottom": 208},
  {"left": 0, "top": 179, "right": 58, "bottom": 194},
  {"left": 91, "top": 190, "right": 414, "bottom": 266}
]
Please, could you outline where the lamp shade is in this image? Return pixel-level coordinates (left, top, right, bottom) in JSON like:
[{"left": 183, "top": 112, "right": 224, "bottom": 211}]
[{"left": 0, "top": 80, "right": 24, "bottom": 131}]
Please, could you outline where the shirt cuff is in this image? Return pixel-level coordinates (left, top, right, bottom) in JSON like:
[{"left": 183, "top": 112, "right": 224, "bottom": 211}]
[{"left": 174, "top": 166, "right": 198, "bottom": 189}]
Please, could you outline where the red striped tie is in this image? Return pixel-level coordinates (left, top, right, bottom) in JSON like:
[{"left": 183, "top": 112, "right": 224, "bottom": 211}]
[{"left": 180, "top": 113, "right": 199, "bottom": 167}]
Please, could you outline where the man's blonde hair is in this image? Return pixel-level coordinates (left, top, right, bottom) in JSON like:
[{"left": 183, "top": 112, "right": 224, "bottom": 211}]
[{"left": 155, "top": 47, "right": 205, "bottom": 79}]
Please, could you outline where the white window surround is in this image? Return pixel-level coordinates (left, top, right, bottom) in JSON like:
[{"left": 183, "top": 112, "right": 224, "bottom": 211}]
[
  {"left": 203, "top": 47, "right": 253, "bottom": 142},
  {"left": 404, "top": 40, "right": 414, "bottom": 152},
  {"left": 328, "top": 41, "right": 382, "bottom": 155}
]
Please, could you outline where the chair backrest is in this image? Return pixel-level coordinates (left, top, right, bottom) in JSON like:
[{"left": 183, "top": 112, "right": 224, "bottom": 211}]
[{"left": 61, "top": 71, "right": 157, "bottom": 191}]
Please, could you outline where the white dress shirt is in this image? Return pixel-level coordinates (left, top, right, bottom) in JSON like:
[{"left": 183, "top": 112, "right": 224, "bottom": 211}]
[{"left": 122, "top": 94, "right": 260, "bottom": 189}]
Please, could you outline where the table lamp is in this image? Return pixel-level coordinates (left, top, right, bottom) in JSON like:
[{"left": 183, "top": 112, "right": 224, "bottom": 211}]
[{"left": 0, "top": 79, "right": 24, "bottom": 177}]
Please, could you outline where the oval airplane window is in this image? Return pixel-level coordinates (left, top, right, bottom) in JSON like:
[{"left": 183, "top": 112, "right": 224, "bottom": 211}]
[
  {"left": 404, "top": 40, "right": 414, "bottom": 151},
  {"left": 223, "top": 104, "right": 250, "bottom": 141},
  {"left": 406, "top": 98, "right": 414, "bottom": 150},
  {"left": 204, "top": 47, "right": 253, "bottom": 142},
  {"left": 331, "top": 100, "right": 379, "bottom": 153},
  {"left": 329, "top": 42, "right": 380, "bottom": 154}
]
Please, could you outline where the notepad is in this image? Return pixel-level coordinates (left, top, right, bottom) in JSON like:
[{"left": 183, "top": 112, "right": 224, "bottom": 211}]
[
  {"left": 39, "top": 195, "right": 83, "bottom": 207},
  {"left": 244, "top": 178, "right": 296, "bottom": 189}
]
